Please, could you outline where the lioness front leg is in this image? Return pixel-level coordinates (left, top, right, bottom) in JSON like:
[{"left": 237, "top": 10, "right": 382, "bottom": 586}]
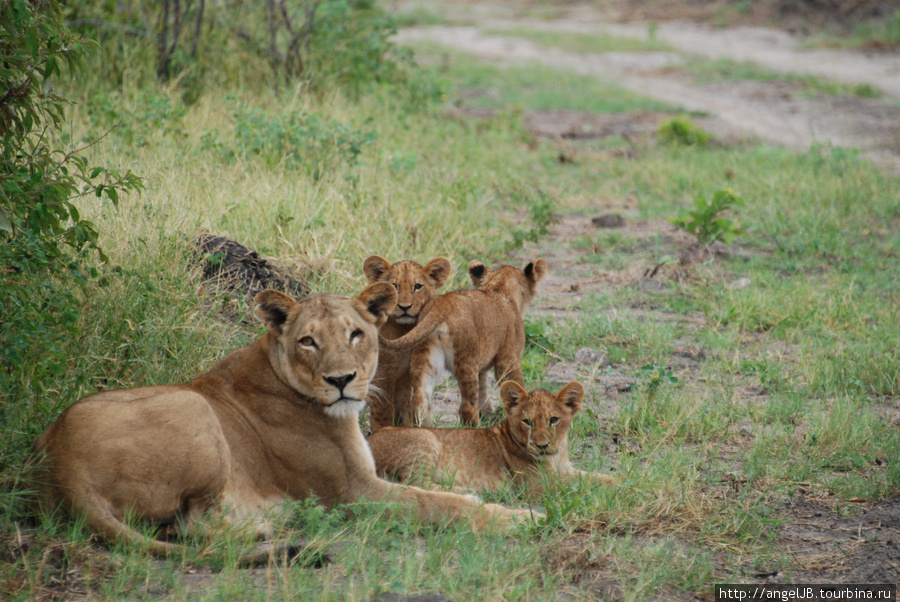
[
  {"left": 566, "top": 468, "right": 616, "bottom": 486},
  {"left": 362, "top": 479, "right": 534, "bottom": 532}
]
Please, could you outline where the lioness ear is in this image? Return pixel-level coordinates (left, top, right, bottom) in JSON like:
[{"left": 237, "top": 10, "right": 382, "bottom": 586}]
[
  {"left": 363, "top": 255, "right": 392, "bottom": 283},
  {"left": 356, "top": 282, "right": 398, "bottom": 327},
  {"left": 468, "top": 260, "right": 487, "bottom": 287},
  {"left": 524, "top": 258, "right": 548, "bottom": 284},
  {"left": 254, "top": 290, "right": 298, "bottom": 334},
  {"left": 425, "top": 257, "right": 452, "bottom": 289},
  {"left": 557, "top": 381, "right": 585, "bottom": 415},
  {"left": 500, "top": 381, "right": 528, "bottom": 413}
]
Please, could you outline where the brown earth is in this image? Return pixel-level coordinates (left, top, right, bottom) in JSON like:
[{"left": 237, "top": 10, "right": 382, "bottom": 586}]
[{"left": 397, "top": 1, "right": 900, "bottom": 173}]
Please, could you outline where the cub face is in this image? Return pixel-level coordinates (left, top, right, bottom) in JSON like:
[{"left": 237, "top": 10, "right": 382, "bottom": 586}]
[
  {"left": 500, "top": 381, "right": 584, "bottom": 457},
  {"left": 255, "top": 284, "right": 397, "bottom": 417},
  {"left": 363, "top": 256, "right": 451, "bottom": 326}
]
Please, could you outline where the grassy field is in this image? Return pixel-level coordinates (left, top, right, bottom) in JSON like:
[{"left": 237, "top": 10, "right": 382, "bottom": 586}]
[{"left": 2, "top": 7, "right": 900, "bottom": 600}]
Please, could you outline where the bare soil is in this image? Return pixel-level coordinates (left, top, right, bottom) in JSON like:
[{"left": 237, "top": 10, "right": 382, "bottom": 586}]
[{"left": 398, "top": 2, "right": 900, "bottom": 173}]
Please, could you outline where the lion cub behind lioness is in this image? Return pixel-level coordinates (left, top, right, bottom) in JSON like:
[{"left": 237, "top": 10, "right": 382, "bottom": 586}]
[
  {"left": 368, "top": 381, "right": 614, "bottom": 496},
  {"left": 378, "top": 259, "right": 547, "bottom": 426},
  {"left": 363, "top": 255, "right": 452, "bottom": 431}
]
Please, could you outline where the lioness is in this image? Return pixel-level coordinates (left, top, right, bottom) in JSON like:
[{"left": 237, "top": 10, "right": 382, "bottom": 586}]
[
  {"left": 362, "top": 255, "right": 452, "bottom": 431},
  {"left": 31, "top": 284, "right": 531, "bottom": 562},
  {"left": 368, "top": 381, "right": 614, "bottom": 496},
  {"left": 378, "top": 259, "right": 547, "bottom": 426}
]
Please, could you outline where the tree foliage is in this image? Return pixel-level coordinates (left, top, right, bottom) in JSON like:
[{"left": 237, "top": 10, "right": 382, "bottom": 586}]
[
  {"left": 0, "top": 0, "right": 143, "bottom": 260},
  {"left": 0, "top": 0, "right": 142, "bottom": 399}
]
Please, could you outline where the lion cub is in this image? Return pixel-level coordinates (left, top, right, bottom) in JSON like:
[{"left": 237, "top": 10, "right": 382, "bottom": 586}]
[
  {"left": 378, "top": 259, "right": 547, "bottom": 426},
  {"left": 363, "top": 255, "right": 452, "bottom": 430},
  {"left": 368, "top": 381, "right": 614, "bottom": 496}
]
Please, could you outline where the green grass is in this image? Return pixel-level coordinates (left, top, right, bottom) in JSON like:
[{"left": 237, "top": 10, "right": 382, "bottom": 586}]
[
  {"left": 4, "top": 12, "right": 900, "bottom": 600},
  {"left": 484, "top": 26, "right": 672, "bottom": 54},
  {"left": 804, "top": 9, "right": 900, "bottom": 51},
  {"left": 410, "top": 43, "right": 679, "bottom": 113},
  {"left": 685, "top": 57, "right": 884, "bottom": 98}
]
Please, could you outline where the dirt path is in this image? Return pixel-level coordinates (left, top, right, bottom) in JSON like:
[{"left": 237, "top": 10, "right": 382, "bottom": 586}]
[{"left": 396, "top": 7, "right": 900, "bottom": 173}]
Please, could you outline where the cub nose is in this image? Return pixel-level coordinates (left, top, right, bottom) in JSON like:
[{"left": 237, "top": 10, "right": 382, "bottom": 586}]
[
  {"left": 324, "top": 372, "right": 356, "bottom": 392},
  {"left": 397, "top": 303, "right": 412, "bottom": 311}
]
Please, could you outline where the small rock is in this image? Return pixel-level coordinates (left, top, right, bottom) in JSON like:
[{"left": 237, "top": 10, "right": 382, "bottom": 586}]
[
  {"left": 591, "top": 214, "right": 625, "bottom": 228},
  {"left": 575, "top": 347, "right": 611, "bottom": 367},
  {"left": 727, "top": 277, "right": 752, "bottom": 290},
  {"left": 544, "top": 361, "right": 578, "bottom": 384},
  {"left": 632, "top": 277, "right": 670, "bottom": 292}
]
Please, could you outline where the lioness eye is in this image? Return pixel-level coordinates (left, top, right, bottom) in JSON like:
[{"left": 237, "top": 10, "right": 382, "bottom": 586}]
[
  {"left": 522, "top": 418, "right": 533, "bottom": 428},
  {"left": 350, "top": 329, "right": 364, "bottom": 342},
  {"left": 549, "top": 417, "right": 560, "bottom": 426},
  {"left": 414, "top": 283, "right": 423, "bottom": 291},
  {"left": 299, "top": 336, "right": 316, "bottom": 348}
]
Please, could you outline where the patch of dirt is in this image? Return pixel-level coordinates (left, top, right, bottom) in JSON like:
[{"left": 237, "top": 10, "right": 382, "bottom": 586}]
[
  {"left": 611, "top": 0, "right": 900, "bottom": 41},
  {"left": 775, "top": 493, "right": 900, "bottom": 583},
  {"left": 399, "top": 9, "right": 900, "bottom": 173}
]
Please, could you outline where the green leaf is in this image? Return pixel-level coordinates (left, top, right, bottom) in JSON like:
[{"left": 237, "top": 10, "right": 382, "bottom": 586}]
[
  {"left": 0, "top": 207, "right": 11, "bottom": 232},
  {"left": 25, "top": 27, "right": 39, "bottom": 57}
]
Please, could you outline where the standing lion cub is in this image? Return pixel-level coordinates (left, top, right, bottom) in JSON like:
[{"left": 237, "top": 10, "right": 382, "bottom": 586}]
[
  {"left": 362, "top": 255, "right": 452, "bottom": 430},
  {"left": 367, "top": 381, "right": 615, "bottom": 496},
  {"left": 378, "top": 259, "right": 547, "bottom": 426},
  {"left": 30, "top": 284, "right": 532, "bottom": 563}
]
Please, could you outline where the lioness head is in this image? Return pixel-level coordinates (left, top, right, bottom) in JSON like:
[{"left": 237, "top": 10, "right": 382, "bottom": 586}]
[
  {"left": 254, "top": 283, "right": 397, "bottom": 418},
  {"left": 501, "top": 381, "right": 583, "bottom": 458},
  {"left": 467, "top": 258, "right": 547, "bottom": 314},
  {"left": 363, "top": 256, "right": 451, "bottom": 326}
]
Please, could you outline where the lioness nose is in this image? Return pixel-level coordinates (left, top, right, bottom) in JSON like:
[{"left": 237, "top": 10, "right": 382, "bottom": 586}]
[
  {"left": 324, "top": 372, "right": 356, "bottom": 392},
  {"left": 536, "top": 442, "right": 549, "bottom": 450}
]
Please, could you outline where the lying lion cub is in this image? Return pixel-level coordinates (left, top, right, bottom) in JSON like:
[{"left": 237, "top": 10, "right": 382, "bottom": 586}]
[
  {"left": 31, "top": 284, "right": 531, "bottom": 563},
  {"left": 378, "top": 259, "right": 547, "bottom": 426},
  {"left": 368, "top": 381, "right": 615, "bottom": 496},
  {"left": 362, "top": 255, "right": 452, "bottom": 431}
]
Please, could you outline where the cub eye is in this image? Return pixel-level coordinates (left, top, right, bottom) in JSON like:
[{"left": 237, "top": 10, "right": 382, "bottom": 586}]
[
  {"left": 549, "top": 417, "right": 560, "bottom": 426},
  {"left": 299, "top": 336, "right": 317, "bottom": 348},
  {"left": 350, "top": 329, "right": 364, "bottom": 343},
  {"left": 391, "top": 283, "right": 399, "bottom": 291},
  {"left": 522, "top": 418, "right": 533, "bottom": 428},
  {"left": 413, "top": 283, "right": 424, "bottom": 291}
]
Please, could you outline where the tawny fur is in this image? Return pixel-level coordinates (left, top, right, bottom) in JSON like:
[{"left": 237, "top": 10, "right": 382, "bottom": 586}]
[
  {"left": 363, "top": 255, "right": 451, "bottom": 431},
  {"left": 378, "top": 259, "right": 547, "bottom": 426},
  {"left": 368, "top": 382, "right": 614, "bottom": 496},
  {"left": 30, "top": 284, "right": 531, "bottom": 563}
]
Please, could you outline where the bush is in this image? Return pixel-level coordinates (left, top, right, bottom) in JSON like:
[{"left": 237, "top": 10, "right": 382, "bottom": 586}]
[
  {"left": 0, "top": 0, "right": 142, "bottom": 456},
  {"left": 0, "top": 0, "right": 143, "bottom": 260},
  {"left": 657, "top": 115, "right": 711, "bottom": 147}
]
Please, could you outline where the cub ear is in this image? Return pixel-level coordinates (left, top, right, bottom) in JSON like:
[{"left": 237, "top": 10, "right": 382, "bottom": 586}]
[
  {"left": 363, "top": 255, "right": 392, "bottom": 283},
  {"left": 356, "top": 282, "right": 398, "bottom": 328},
  {"left": 425, "top": 257, "right": 452, "bottom": 289},
  {"left": 524, "top": 258, "right": 548, "bottom": 284},
  {"left": 468, "top": 260, "right": 488, "bottom": 287},
  {"left": 254, "top": 290, "right": 298, "bottom": 334},
  {"left": 500, "top": 381, "right": 528, "bottom": 413},
  {"left": 557, "top": 381, "right": 585, "bottom": 415}
]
